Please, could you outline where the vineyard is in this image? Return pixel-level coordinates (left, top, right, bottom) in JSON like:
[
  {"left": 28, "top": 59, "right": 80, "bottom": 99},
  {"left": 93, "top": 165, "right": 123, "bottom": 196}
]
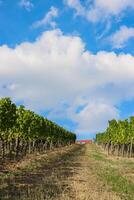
[
  {"left": 96, "top": 118, "right": 134, "bottom": 157},
  {"left": 0, "top": 143, "right": 134, "bottom": 199},
  {"left": 0, "top": 97, "right": 76, "bottom": 160},
  {"left": 0, "top": 97, "right": 134, "bottom": 200}
]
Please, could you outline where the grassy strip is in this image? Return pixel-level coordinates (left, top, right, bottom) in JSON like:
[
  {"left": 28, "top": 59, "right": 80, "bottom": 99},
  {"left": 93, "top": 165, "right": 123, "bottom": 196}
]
[
  {"left": 90, "top": 145, "right": 134, "bottom": 200},
  {"left": 91, "top": 152, "right": 106, "bottom": 161},
  {"left": 98, "top": 168, "right": 134, "bottom": 200}
]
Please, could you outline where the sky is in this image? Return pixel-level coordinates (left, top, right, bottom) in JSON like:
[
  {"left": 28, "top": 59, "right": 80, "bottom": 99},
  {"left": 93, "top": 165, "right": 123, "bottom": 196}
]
[{"left": 0, "top": 0, "right": 134, "bottom": 139}]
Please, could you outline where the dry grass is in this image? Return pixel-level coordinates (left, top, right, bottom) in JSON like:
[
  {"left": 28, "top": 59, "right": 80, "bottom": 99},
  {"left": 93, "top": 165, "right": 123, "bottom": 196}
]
[
  {"left": 0, "top": 144, "right": 133, "bottom": 199},
  {"left": 70, "top": 145, "right": 121, "bottom": 200}
]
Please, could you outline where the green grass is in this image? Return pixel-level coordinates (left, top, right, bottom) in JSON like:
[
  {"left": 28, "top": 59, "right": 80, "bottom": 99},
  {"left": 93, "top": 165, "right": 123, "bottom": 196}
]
[
  {"left": 92, "top": 152, "right": 106, "bottom": 161},
  {"left": 89, "top": 145, "right": 134, "bottom": 200},
  {"left": 0, "top": 172, "right": 14, "bottom": 181},
  {"left": 99, "top": 168, "right": 134, "bottom": 200}
]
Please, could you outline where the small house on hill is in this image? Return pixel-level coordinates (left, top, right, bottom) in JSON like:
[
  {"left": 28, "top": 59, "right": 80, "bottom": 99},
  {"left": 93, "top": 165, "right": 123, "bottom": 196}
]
[{"left": 76, "top": 140, "right": 92, "bottom": 144}]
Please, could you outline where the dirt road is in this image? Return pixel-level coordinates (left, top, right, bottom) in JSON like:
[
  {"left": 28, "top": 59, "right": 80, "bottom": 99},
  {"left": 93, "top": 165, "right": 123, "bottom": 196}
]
[{"left": 0, "top": 144, "right": 134, "bottom": 200}]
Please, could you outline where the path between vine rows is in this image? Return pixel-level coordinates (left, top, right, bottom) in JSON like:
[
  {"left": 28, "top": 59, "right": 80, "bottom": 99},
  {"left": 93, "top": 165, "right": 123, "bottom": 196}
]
[{"left": 0, "top": 144, "right": 124, "bottom": 200}]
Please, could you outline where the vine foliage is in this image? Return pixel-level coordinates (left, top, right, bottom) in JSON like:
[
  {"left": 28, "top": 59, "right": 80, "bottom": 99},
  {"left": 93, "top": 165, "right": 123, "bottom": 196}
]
[{"left": 0, "top": 97, "right": 76, "bottom": 159}]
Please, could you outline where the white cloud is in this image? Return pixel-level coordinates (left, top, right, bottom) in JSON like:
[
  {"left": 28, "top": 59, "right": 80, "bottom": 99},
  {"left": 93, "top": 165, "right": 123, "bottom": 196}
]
[
  {"left": 109, "top": 26, "right": 134, "bottom": 49},
  {"left": 0, "top": 29, "right": 134, "bottom": 135},
  {"left": 19, "top": 0, "right": 33, "bottom": 11},
  {"left": 93, "top": 0, "right": 134, "bottom": 15},
  {"left": 73, "top": 102, "right": 119, "bottom": 134},
  {"left": 33, "top": 6, "right": 58, "bottom": 29},
  {"left": 64, "top": 0, "right": 85, "bottom": 16},
  {"left": 64, "top": 0, "right": 134, "bottom": 22}
]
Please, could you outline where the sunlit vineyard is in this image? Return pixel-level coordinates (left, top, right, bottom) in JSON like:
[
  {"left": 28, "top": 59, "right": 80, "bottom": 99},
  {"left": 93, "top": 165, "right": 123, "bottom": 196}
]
[
  {"left": 96, "top": 118, "right": 134, "bottom": 157},
  {"left": 0, "top": 97, "right": 76, "bottom": 160}
]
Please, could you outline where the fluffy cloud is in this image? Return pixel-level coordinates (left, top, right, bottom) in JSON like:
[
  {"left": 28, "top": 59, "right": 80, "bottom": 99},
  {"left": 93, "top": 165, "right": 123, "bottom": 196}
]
[
  {"left": 33, "top": 6, "right": 59, "bottom": 29},
  {"left": 64, "top": 0, "right": 134, "bottom": 22},
  {"left": 109, "top": 26, "right": 134, "bottom": 49},
  {"left": 0, "top": 29, "right": 134, "bottom": 135},
  {"left": 19, "top": 0, "right": 33, "bottom": 11},
  {"left": 73, "top": 102, "right": 119, "bottom": 134}
]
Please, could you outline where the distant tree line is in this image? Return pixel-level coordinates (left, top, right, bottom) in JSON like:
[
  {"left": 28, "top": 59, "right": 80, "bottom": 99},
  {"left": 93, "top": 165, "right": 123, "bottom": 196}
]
[
  {"left": 96, "top": 118, "right": 134, "bottom": 157},
  {"left": 0, "top": 97, "right": 76, "bottom": 159}
]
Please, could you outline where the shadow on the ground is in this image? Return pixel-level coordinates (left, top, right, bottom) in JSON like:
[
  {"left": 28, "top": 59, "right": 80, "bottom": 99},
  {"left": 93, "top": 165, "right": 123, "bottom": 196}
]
[{"left": 0, "top": 145, "right": 84, "bottom": 200}]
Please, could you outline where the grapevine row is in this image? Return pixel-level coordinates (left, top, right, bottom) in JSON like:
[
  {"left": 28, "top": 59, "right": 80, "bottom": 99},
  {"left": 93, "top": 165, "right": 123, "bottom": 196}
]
[
  {"left": 96, "top": 118, "right": 134, "bottom": 157},
  {"left": 0, "top": 97, "right": 76, "bottom": 159}
]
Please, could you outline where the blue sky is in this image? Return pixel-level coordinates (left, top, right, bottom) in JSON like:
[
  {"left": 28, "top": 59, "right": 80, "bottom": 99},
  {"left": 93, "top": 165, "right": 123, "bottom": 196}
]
[{"left": 0, "top": 0, "right": 134, "bottom": 139}]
